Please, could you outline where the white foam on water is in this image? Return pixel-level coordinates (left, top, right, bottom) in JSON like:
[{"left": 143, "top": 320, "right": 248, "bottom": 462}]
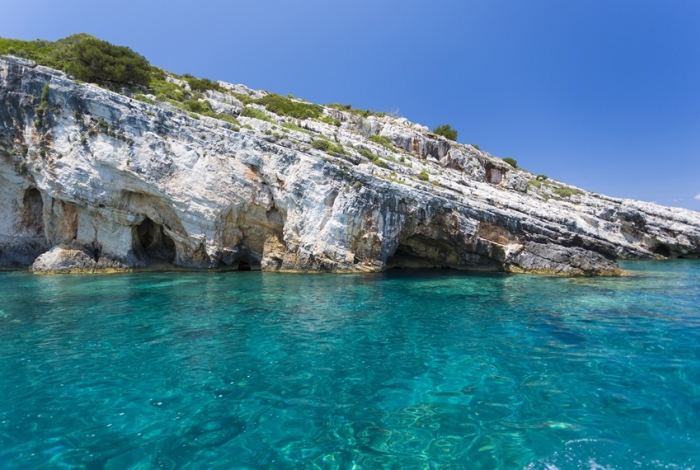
[{"left": 524, "top": 438, "right": 696, "bottom": 470}]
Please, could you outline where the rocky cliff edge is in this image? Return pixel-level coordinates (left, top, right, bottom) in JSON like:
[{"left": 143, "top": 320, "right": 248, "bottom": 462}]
[{"left": 1, "top": 56, "right": 699, "bottom": 275}]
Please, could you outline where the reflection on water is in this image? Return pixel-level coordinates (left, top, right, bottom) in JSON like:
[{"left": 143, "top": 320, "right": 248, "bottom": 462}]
[{"left": 0, "top": 261, "right": 699, "bottom": 468}]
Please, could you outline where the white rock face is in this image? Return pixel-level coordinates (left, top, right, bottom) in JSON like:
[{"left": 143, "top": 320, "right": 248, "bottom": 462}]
[{"left": 1, "top": 56, "right": 699, "bottom": 275}]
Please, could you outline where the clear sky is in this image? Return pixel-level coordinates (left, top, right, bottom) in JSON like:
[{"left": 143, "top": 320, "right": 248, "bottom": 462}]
[{"left": 2, "top": 0, "right": 699, "bottom": 210}]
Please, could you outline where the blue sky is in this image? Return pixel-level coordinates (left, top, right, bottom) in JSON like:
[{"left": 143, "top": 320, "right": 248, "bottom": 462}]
[{"left": 3, "top": 0, "right": 699, "bottom": 210}]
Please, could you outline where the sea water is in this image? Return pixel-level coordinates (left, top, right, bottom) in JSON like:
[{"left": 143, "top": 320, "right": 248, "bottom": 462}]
[{"left": 0, "top": 260, "right": 699, "bottom": 469}]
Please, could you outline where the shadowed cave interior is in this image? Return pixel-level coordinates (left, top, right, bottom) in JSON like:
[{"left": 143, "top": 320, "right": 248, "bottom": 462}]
[
  {"left": 22, "top": 188, "right": 44, "bottom": 236},
  {"left": 133, "top": 217, "right": 176, "bottom": 265}
]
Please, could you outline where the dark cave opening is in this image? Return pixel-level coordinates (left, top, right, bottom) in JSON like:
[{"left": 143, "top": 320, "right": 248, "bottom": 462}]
[
  {"left": 653, "top": 244, "right": 672, "bottom": 258},
  {"left": 22, "top": 188, "right": 44, "bottom": 236},
  {"left": 386, "top": 234, "right": 503, "bottom": 272},
  {"left": 237, "top": 260, "right": 252, "bottom": 271},
  {"left": 133, "top": 217, "right": 176, "bottom": 264},
  {"left": 386, "top": 237, "right": 452, "bottom": 269}
]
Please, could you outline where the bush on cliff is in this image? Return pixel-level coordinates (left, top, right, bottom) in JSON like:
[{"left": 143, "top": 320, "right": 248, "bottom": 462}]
[
  {"left": 0, "top": 34, "right": 152, "bottom": 87},
  {"left": 256, "top": 94, "right": 323, "bottom": 120},
  {"left": 65, "top": 37, "right": 151, "bottom": 86},
  {"left": 503, "top": 157, "right": 518, "bottom": 168},
  {"left": 183, "top": 74, "right": 222, "bottom": 92},
  {"left": 432, "top": 124, "right": 458, "bottom": 141}
]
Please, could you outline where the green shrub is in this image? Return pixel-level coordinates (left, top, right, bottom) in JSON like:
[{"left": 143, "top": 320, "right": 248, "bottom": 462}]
[
  {"left": 536, "top": 174, "right": 548, "bottom": 181},
  {"left": 503, "top": 157, "right": 518, "bottom": 168},
  {"left": 552, "top": 186, "right": 583, "bottom": 198},
  {"left": 230, "top": 92, "right": 254, "bottom": 106},
  {"left": 240, "top": 106, "right": 274, "bottom": 123},
  {"left": 432, "top": 124, "right": 458, "bottom": 141},
  {"left": 134, "top": 94, "right": 155, "bottom": 105},
  {"left": 65, "top": 37, "right": 151, "bottom": 86},
  {"left": 149, "top": 78, "right": 186, "bottom": 102},
  {"left": 1, "top": 34, "right": 152, "bottom": 86},
  {"left": 183, "top": 74, "right": 222, "bottom": 92},
  {"left": 528, "top": 179, "right": 542, "bottom": 189},
  {"left": 471, "top": 143, "right": 480, "bottom": 150},
  {"left": 0, "top": 37, "right": 54, "bottom": 62},
  {"left": 150, "top": 67, "right": 166, "bottom": 81},
  {"left": 184, "top": 100, "right": 212, "bottom": 113},
  {"left": 201, "top": 111, "right": 240, "bottom": 127},
  {"left": 320, "top": 116, "right": 341, "bottom": 127},
  {"left": 369, "top": 134, "right": 395, "bottom": 151},
  {"left": 35, "top": 84, "right": 51, "bottom": 128},
  {"left": 326, "top": 103, "right": 388, "bottom": 118},
  {"left": 358, "top": 148, "right": 386, "bottom": 167},
  {"left": 329, "top": 142, "right": 347, "bottom": 156},
  {"left": 312, "top": 139, "right": 331, "bottom": 152},
  {"left": 256, "top": 94, "right": 323, "bottom": 120},
  {"left": 311, "top": 138, "right": 347, "bottom": 156},
  {"left": 281, "top": 122, "right": 309, "bottom": 134},
  {"left": 418, "top": 169, "right": 430, "bottom": 181}
]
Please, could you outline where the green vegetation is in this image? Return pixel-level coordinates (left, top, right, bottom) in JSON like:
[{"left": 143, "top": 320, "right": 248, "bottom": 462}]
[
  {"left": 256, "top": 94, "right": 323, "bottom": 120},
  {"left": 503, "top": 157, "right": 518, "bottom": 168},
  {"left": 552, "top": 186, "right": 584, "bottom": 199},
  {"left": 311, "top": 139, "right": 346, "bottom": 156},
  {"left": 311, "top": 139, "right": 331, "bottom": 152},
  {"left": 240, "top": 106, "right": 274, "bottom": 123},
  {"left": 536, "top": 174, "right": 548, "bottom": 181},
  {"left": 134, "top": 94, "right": 155, "bottom": 105},
  {"left": 320, "top": 116, "right": 341, "bottom": 127},
  {"left": 471, "top": 143, "right": 481, "bottom": 150},
  {"left": 357, "top": 148, "right": 387, "bottom": 168},
  {"left": 149, "top": 78, "right": 187, "bottom": 102},
  {"left": 66, "top": 37, "right": 150, "bottom": 86},
  {"left": 0, "top": 37, "right": 55, "bottom": 62},
  {"left": 418, "top": 169, "right": 430, "bottom": 181},
  {"left": 184, "top": 100, "right": 212, "bottom": 114},
  {"left": 326, "top": 103, "right": 389, "bottom": 118},
  {"left": 229, "top": 92, "right": 324, "bottom": 121},
  {"left": 432, "top": 124, "right": 458, "bottom": 141},
  {"left": 281, "top": 122, "right": 309, "bottom": 134},
  {"left": 1, "top": 34, "right": 150, "bottom": 86},
  {"left": 231, "top": 92, "right": 254, "bottom": 106},
  {"left": 202, "top": 112, "right": 240, "bottom": 128},
  {"left": 369, "top": 134, "right": 395, "bottom": 151},
  {"left": 528, "top": 179, "right": 542, "bottom": 189},
  {"left": 34, "top": 84, "right": 52, "bottom": 128},
  {"left": 182, "top": 74, "right": 222, "bottom": 92}
]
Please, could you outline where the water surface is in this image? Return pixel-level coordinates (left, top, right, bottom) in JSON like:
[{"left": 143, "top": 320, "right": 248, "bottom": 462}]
[{"left": 0, "top": 261, "right": 699, "bottom": 469}]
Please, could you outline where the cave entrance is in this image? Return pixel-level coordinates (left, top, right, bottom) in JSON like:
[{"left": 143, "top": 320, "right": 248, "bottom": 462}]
[
  {"left": 237, "top": 260, "right": 252, "bottom": 271},
  {"left": 133, "top": 217, "right": 176, "bottom": 264},
  {"left": 653, "top": 244, "right": 672, "bottom": 258},
  {"left": 22, "top": 188, "right": 44, "bottom": 236},
  {"left": 220, "top": 247, "right": 260, "bottom": 271},
  {"left": 387, "top": 235, "right": 453, "bottom": 269},
  {"left": 387, "top": 234, "right": 503, "bottom": 271}
]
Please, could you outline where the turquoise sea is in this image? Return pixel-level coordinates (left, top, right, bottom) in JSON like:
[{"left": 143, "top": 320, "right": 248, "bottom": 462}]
[{"left": 0, "top": 261, "right": 699, "bottom": 469}]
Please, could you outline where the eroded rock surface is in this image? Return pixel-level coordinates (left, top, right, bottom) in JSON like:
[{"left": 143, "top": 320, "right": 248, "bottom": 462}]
[{"left": 1, "top": 56, "right": 699, "bottom": 275}]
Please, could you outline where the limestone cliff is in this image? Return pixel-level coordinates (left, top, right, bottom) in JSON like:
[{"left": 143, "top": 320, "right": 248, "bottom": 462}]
[{"left": 1, "top": 56, "right": 699, "bottom": 275}]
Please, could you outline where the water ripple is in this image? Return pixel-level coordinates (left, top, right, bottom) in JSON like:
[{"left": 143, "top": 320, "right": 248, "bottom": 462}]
[{"left": 0, "top": 261, "right": 699, "bottom": 468}]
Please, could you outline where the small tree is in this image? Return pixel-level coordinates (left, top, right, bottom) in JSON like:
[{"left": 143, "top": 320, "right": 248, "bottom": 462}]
[
  {"left": 66, "top": 37, "right": 151, "bottom": 86},
  {"left": 503, "top": 157, "right": 518, "bottom": 168},
  {"left": 432, "top": 124, "right": 458, "bottom": 141}
]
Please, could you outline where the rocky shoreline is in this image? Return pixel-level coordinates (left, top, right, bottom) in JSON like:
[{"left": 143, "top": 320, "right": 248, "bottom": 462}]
[{"left": 1, "top": 56, "right": 699, "bottom": 275}]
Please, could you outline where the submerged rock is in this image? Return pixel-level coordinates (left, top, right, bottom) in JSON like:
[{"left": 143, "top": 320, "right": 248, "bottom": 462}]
[{"left": 1, "top": 56, "right": 698, "bottom": 275}]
